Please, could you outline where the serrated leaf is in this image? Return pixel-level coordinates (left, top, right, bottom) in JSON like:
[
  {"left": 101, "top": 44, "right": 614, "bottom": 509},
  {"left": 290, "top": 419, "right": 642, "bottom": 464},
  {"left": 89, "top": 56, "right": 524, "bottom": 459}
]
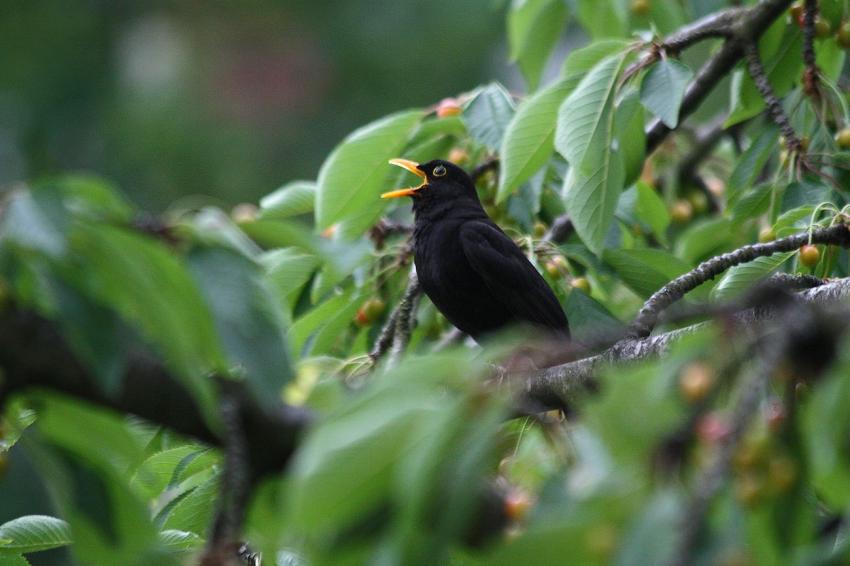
[
  {"left": 507, "top": 0, "right": 569, "bottom": 90},
  {"left": 498, "top": 78, "right": 576, "bottom": 202},
  {"left": 603, "top": 248, "right": 693, "bottom": 298},
  {"left": 315, "top": 110, "right": 423, "bottom": 234},
  {"left": 555, "top": 52, "right": 628, "bottom": 176},
  {"left": 727, "top": 124, "right": 779, "bottom": 205},
  {"left": 161, "top": 473, "right": 220, "bottom": 535},
  {"left": 634, "top": 181, "right": 670, "bottom": 244},
  {"left": 462, "top": 83, "right": 515, "bottom": 150},
  {"left": 710, "top": 253, "right": 793, "bottom": 301},
  {"left": 640, "top": 59, "right": 693, "bottom": 128},
  {"left": 563, "top": 151, "right": 626, "bottom": 254},
  {"left": 259, "top": 181, "right": 315, "bottom": 219},
  {"left": 0, "top": 516, "right": 72, "bottom": 553}
]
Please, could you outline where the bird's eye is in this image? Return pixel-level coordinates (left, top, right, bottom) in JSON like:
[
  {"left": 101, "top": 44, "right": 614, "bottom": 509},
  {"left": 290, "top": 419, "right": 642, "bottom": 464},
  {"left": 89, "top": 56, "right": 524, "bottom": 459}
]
[{"left": 433, "top": 165, "right": 447, "bottom": 177}]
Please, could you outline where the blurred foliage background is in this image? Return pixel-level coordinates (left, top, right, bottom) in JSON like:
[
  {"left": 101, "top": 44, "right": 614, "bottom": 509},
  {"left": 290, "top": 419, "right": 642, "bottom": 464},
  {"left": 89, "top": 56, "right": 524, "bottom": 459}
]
[{"left": 1, "top": 0, "right": 513, "bottom": 210}]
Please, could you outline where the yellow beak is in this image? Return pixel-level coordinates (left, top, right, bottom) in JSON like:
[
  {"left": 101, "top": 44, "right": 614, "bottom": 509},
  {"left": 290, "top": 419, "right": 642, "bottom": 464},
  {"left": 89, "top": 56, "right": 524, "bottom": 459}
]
[{"left": 381, "top": 158, "right": 428, "bottom": 199}]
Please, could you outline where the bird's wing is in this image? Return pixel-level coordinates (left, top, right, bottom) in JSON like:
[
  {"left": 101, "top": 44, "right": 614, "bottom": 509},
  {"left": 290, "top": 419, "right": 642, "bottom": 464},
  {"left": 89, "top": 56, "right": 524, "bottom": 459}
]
[{"left": 459, "top": 221, "right": 569, "bottom": 334}]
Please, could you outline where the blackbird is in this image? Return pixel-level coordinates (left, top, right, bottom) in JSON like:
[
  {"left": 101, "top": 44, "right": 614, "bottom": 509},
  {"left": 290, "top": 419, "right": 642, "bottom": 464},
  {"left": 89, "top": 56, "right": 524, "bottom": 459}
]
[{"left": 381, "top": 158, "right": 569, "bottom": 341}]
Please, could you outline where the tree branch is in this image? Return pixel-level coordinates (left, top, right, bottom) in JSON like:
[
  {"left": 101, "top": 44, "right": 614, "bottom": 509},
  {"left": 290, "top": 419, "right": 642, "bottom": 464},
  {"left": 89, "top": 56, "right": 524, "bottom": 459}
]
[
  {"left": 646, "top": 0, "right": 796, "bottom": 153},
  {"left": 629, "top": 224, "right": 850, "bottom": 339},
  {"left": 0, "top": 306, "right": 312, "bottom": 482},
  {"left": 743, "top": 41, "right": 803, "bottom": 152},
  {"left": 523, "top": 276, "right": 850, "bottom": 409}
]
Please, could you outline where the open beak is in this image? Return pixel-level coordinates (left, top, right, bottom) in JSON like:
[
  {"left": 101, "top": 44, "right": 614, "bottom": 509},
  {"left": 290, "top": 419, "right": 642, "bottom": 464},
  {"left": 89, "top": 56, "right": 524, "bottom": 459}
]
[{"left": 381, "top": 158, "right": 428, "bottom": 199}]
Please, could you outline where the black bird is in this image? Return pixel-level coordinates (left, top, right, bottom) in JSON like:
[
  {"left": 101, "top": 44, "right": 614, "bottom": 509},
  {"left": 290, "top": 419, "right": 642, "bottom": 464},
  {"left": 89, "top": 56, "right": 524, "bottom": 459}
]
[{"left": 381, "top": 158, "right": 569, "bottom": 341}]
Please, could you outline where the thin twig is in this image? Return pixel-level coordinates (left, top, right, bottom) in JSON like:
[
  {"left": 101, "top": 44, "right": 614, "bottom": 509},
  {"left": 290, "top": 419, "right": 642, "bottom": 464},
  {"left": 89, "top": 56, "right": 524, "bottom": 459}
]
[
  {"left": 388, "top": 268, "right": 423, "bottom": 367},
  {"left": 802, "top": 0, "right": 820, "bottom": 98},
  {"left": 743, "top": 41, "right": 803, "bottom": 152}
]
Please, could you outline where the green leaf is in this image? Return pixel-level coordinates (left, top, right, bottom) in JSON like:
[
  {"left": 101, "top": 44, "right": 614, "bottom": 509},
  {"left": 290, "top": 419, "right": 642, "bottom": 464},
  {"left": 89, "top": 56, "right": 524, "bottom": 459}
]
[
  {"left": 555, "top": 53, "right": 628, "bottom": 176},
  {"left": 498, "top": 78, "right": 576, "bottom": 202},
  {"left": 634, "top": 181, "right": 670, "bottom": 244},
  {"left": 730, "top": 182, "right": 773, "bottom": 224},
  {"left": 802, "top": 365, "right": 850, "bottom": 508},
  {"left": 0, "top": 189, "right": 69, "bottom": 259},
  {"left": 674, "top": 218, "right": 734, "bottom": 264},
  {"left": 261, "top": 249, "right": 320, "bottom": 314},
  {"left": 289, "top": 387, "right": 442, "bottom": 531},
  {"left": 576, "top": 0, "right": 626, "bottom": 39},
  {"left": 726, "top": 24, "right": 802, "bottom": 126},
  {"left": 259, "top": 181, "right": 316, "bottom": 219},
  {"left": 161, "top": 473, "right": 220, "bottom": 535},
  {"left": 0, "top": 555, "right": 31, "bottom": 566},
  {"left": 507, "top": 0, "right": 569, "bottom": 90},
  {"left": 615, "top": 87, "right": 646, "bottom": 186},
  {"left": 188, "top": 246, "right": 293, "bottom": 403},
  {"left": 131, "top": 446, "right": 217, "bottom": 500},
  {"left": 563, "top": 152, "right": 626, "bottom": 254},
  {"left": 289, "top": 288, "right": 358, "bottom": 356},
  {"left": 603, "top": 248, "right": 693, "bottom": 298},
  {"left": 0, "top": 516, "right": 72, "bottom": 553},
  {"left": 726, "top": 124, "right": 779, "bottom": 205},
  {"left": 462, "top": 83, "right": 515, "bottom": 150},
  {"left": 157, "top": 530, "right": 203, "bottom": 552},
  {"left": 564, "top": 289, "right": 625, "bottom": 343},
  {"left": 315, "top": 110, "right": 423, "bottom": 233},
  {"left": 710, "top": 253, "right": 793, "bottom": 301},
  {"left": 559, "top": 39, "right": 630, "bottom": 77},
  {"left": 71, "top": 224, "right": 220, "bottom": 415},
  {"left": 556, "top": 53, "right": 630, "bottom": 253},
  {"left": 640, "top": 59, "right": 693, "bottom": 128}
]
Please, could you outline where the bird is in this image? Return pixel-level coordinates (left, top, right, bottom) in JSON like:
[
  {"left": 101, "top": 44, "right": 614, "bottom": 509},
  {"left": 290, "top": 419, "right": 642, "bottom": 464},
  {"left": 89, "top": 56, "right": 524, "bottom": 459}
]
[{"left": 381, "top": 158, "right": 569, "bottom": 342}]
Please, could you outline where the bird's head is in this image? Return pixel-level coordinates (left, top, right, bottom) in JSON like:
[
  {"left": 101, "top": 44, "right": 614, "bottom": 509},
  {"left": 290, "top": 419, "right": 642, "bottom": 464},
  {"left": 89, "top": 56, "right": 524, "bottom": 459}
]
[{"left": 381, "top": 159, "right": 479, "bottom": 210}]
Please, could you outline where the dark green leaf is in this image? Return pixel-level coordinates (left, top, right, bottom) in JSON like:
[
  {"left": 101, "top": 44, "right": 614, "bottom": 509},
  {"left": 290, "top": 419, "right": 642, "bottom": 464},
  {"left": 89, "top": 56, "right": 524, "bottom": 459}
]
[
  {"left": 462, "top": 83, "right": 515, "bottom": 150},
  {"left": 640, "top": 59, "right": 693, "bottom": 128}
]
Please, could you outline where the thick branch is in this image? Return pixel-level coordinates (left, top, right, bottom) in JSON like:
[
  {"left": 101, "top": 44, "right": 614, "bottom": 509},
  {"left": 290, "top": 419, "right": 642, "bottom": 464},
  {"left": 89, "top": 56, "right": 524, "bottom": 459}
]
[
  {"left": 523, "top": 276, "right": 850, "bottom": 409},
  {"left": 0, "top": 306, "right": 312, "bottom": 482}
]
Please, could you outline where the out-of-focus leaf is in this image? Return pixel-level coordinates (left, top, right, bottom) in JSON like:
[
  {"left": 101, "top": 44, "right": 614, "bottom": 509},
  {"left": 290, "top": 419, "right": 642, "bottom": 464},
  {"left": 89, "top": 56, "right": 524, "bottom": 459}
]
[
  {"left": 289, "top": 288, "right": 357, "bottom": 356},
  {"left": 710, "top": 253, "right": 793, "bottom": 301},
  {"left": 640, "top": 59, "right": 693, "bottom": 128},
  {"left": 675, "top": 218, "right": 734, "bottom": 264},
  {"left": 576, "top": 0, "right": 626, "bottom": 38},
  {"left": 71, "top": 224, "right": 220, "bottom": 416},
  {"left": 727, "top": 124, "right": 779, "bottom": 205},
  {"left": 634, "top": 181, "right": 669, "bottom": 244},
  {"left": 564, "top": 289, "right": 625, "bottom": 343},
  {"left": 603, "top": 248, "right": 693, "bottom": 298},
  {"left": 726, "top": 23, "right": 802, "bottom": 126},
  {"left": 0, "top": 515, "right": 72, "bottom": 554},
  {"left": 157, "top": 530, "right": 203, "bottom": 552},
  {"left": 730, "top": 182, "right": 773, "bottom": 224},
  {"left": 288, "top": 388, "right": 442, "bottom": 532},
  {"left": 315, "top": 110, "right": 423, "bottom": 235},
  {"left": 507, "top": 0, "right": 569, "bottom": 90},
  {"left": 0, "top": 190, "right": 69, "bottom": 259},
  {"left": 260, "top": 181, "right": 316, "bottom": 219},
  {"left": 462, "top": 83, "right": 515, "bottom": 150},
  {"left": 802, "top": 363, "right": 850, "bottom": 508},
  {"left": 616, "top": 490, "right": 682, "bottom": 565},
  {"left": 261, "top": 249, "right": 320, "bottom": 313},
  {"left": 188, "top": 246, "right": 293, "bottom": 403}
]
